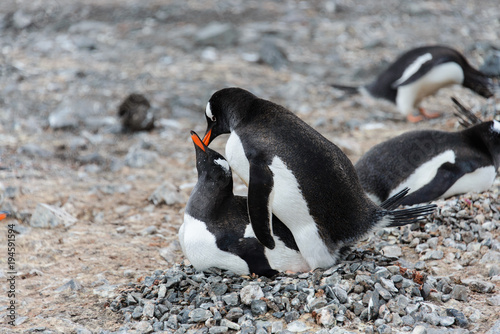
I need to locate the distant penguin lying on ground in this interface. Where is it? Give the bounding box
[332,45,494,122]
[355,98,500,205]
[180,131,310,277]
[201,87,436,269]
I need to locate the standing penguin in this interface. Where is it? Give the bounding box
[202,87,436,269]
[180,131,310,277]
[332,45,494,122]
[355,98,500,205]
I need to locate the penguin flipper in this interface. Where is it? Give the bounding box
[399,162,465,205]
[248,160,276,249]
[392,61,435,88]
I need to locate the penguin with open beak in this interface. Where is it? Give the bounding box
[332,45,494,122]
[202,87,436,269]
[180,131,310,277]
[355,98,500,205]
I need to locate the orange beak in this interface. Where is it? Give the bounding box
[190,131,206,152]
[0,212,8,220]
[202,128,212,146]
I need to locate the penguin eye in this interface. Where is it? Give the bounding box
[211,115,216,122]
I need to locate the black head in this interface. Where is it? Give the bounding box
[190,131,233,192]
[202,87,258,146]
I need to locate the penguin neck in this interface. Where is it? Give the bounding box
[187,177,235,220]
[462,122,499,167]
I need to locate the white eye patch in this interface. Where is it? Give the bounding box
[206,102,216,121]
[214,158,230,173]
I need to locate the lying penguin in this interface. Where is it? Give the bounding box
[202,87,436,270]
[332,45,494,122]
[180,131,310,277]
[355,98,500,205]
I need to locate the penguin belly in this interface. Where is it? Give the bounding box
[388,150,455,198]
[180,214,250,275]
[441,165,496,199]
[395,62,464,115]
[243,225,311,272]
[226,132,336,269]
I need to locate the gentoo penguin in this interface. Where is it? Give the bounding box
[201,87,436,269]
[332,45,494,122]
[355,98,500,205]
[180,131,310,277]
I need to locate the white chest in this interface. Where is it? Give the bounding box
[395,62,464,115]
[179,214,250,275]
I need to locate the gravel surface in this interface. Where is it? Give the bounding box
[0,0,499,333]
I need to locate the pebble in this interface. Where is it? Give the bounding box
[240,284,264,305]
[29,203,77,228]
[148,182,184,206]
[195,22,238,47]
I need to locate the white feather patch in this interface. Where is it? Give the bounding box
[441,166,496,199]
[395,62,464,115]
[206,102,214,120]
[492,120,500,134]
[214,158,230,173]
[389,150,456,198]
[180,214,250,275]
[393,53,433,87]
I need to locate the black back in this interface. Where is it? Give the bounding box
[365,45,493,101]
[205,88,384,251]
[355,121,499,204]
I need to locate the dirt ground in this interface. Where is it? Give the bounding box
[0,0,499,333]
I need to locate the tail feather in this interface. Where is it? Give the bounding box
[451,97,482,128]
[330,84,360,95]
[379,188,410,210]
[385,204,436,228]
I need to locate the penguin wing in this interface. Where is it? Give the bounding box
[399,159,484,205]
[391,61,435,88]
[247,159,276,249]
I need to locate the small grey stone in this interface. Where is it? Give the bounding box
[142,301,155,318]
[375,283,392,300]
[222,292,239,306]
[481,250,500,264]
[195,22,238,48]
[487,295,500,306]
[225,307,243,320]
[258,37,288,70]
[284,311,300,323]
[451,285,468,301]
[209,326,229,334]
[315,307,335,326]
[132,306,143,319]
[439,316,455,327]
[55,279,83,292]
[423,312,441,326]
[189,308,212,323]
[333,286,348,304]
[149,182,183,205]
[220,319,240,331]
[30,203,77,228]
[411,325,427,334]
[240,284,264,305]
[401,315,415,326]
[380,277,398,293]
[135,320,153,333]
[486,319,500,334]
[251,299,267,315]
[286,320,311,332]
[446,308,469,327]
[377,324,392,334]
[470,280,495,293]
[18,144,53,158]
[372,267,391,282]
[12,10,33,29]
[381,245,402,258]
[49,103,80,129]
[125,148,159,168]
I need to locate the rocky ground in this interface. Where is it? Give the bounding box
[0,0,499,333]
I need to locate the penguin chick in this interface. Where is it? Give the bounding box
[118,93,155,132]
[201,87,436,269]
[355,98,500,205]
[332,45,494,122]
[180,131,310,277]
